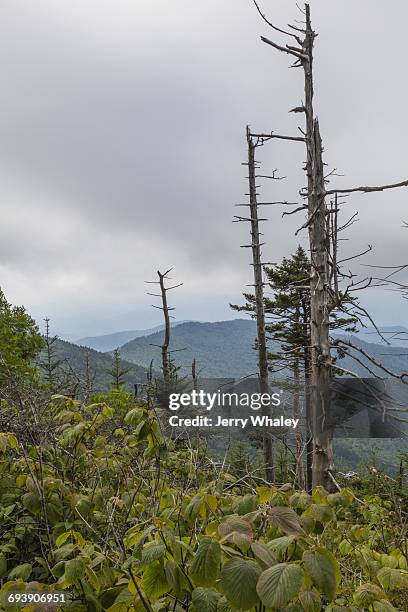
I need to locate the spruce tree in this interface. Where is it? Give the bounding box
[232,245,358,489]
[39,318,64,392]
[107,349,130,391]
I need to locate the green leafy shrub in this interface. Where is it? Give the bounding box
[0,390,407,610]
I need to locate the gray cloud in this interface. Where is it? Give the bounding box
[0,0,408,336]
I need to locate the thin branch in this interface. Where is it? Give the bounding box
[253,0,302,42]
[326,179,408,196]
[252,130,306,143]
[260,35,308,60]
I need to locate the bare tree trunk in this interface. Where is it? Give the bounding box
[302,6,334,491]
[157,270,171,382]
[247,126,274,483]
[309,120,334,490]
[293,355,305,489]
[303,346,313,492]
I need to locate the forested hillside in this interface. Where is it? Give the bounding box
[39,339,148,392]
[118,319,408,380]
[119,319,259,378]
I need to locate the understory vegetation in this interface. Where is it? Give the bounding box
[0,387,407,611]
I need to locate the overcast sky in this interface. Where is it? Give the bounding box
[0,0,407,339]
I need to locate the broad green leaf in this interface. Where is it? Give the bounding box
[7,434,18,449]
[338,539,353,555]
[165,560,181,595]
[142,561,170,601]
[354,583,386,606]
[54,543,75,562]
[219,516,253,541]
[268,506,305,536]
[304,503,334,523]
[257,486,273,504]
[190,538,221,587]
[216,596,233,612]
[298,588,321,611]
[64,558,85,585]
[311,486,329,503]
[123,525,141,549]
[8,563,32,581]
[84,593,103,611]
[267,535,296,560]
[377,567,408,591]
[185,495,205,521]
[379,554,399,569]
[205,494,217,513]
[51,561,66,579]
[256,562,304,609]
[373,600,398,612]
[251,541,277,568]
[22,491,41,514]
[55,531,72,548]
[303,547,340,601]
[190,587,220,612]
[140,541,165,565]
[290,491,311,512]
[85,566,101,593]
[220,557,261,610]
[124,407,144,425]
[235,494,257,516]
[102,404,114,417]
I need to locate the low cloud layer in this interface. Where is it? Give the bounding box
[0,0,407,337]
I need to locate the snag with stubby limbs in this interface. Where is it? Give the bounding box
[252,1,408,489]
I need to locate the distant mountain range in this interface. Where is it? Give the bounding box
[50,320,408,390]
[116,319,408,380]
[76,321,189,352]
[349,326,408,347]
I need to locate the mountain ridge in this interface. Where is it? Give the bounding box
[76,320,190,352]
[118,319,408,379]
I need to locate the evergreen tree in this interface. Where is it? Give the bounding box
[107,349,131,391]
[232,245,359,489]
[39,318,64,392]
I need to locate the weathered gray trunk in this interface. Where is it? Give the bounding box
[247,126,274,483]
[158,270,170,382]
[302,5,334,491]
[303,353,313,492]
[309,120,334,490]
[293,354,305,489]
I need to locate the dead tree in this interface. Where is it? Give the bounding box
[253,1,408,489]
[292,332,305,489]
[146,268,183,383]
[234,126,275,482]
